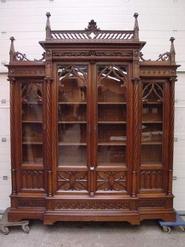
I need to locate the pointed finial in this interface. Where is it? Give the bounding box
[170,37,175,64]
[46,12,51,40]
[9,36,15,63]
[133,12,139,40]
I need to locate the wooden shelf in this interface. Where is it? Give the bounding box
[142,121,162,124]
[98,102,126,105]
[97,162,127,166]
[22,142,43,145]
[98,121,126,124]
[58,121,87,124]
[140,163,163,169]
[22,101,43,105]
[58,162,87,167]
[58,102,87,105]
[142,101,162,105]
[58,142,87,146]
[22,120,42,123]
[98,142,126,146]
[141,141,162,145]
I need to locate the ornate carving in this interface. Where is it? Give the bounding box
[14,52,30,61]
[58,65,87,85]
[140,170,163,190]
[57,171,88,191]
[51,30,134,40]
[85,20,100,32]
[9,67,45,77]
[139,199,166,207]
[140,68,176,77]
[156,52,170,61]
[21,170,44,190]
[97,64,127,89]
[96,171,127,191]
[34,52,46,62]
[54,200,129,210]
[142,82,163,101]
[52,50,133,58]
[18,198,45,207]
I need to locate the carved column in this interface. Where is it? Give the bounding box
[167,77,176,196]
[43,77,53,197]
[44,48,53,197]
[132,78,141,197]
[9,78,17,196]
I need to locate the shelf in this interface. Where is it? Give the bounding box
[141,142,162,145]
[58,142,87,146]
[98,121,126,124]
[98,142,126,146]
[98,162,127,166]
[142,121,162,124]
[98,102,126,105]
[22,101,43,105]
[22,120,42,124]
[142,101,162,105]
[140,163,163,169]
[58,102,87,105]
[58,162,87,167]
[58,121,87,124]
[22,142,43,145]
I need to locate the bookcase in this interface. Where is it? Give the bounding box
[6,13,178,225]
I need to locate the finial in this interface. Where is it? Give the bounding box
[85,20,100,32]
[170,37,175,64]
[46,12,51,40]
[133,12,139,40]
[9,36,15,63]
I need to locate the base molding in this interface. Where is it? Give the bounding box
[8,194,176,225]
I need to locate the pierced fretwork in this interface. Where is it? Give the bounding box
[142,82,163,102]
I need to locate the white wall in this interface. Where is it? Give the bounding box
[0,0,185,211]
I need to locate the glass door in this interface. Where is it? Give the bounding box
[21,82,43,164]
[140,81,164,192]
[56,64,89,192]
[95,64,128,193]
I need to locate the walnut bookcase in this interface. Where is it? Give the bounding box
[6,13,178,225]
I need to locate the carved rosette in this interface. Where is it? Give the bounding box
[57,171,88,191]
[96,171,127,191]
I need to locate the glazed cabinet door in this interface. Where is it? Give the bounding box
[54,63,132,196]
[139,80,169,194]
[55,64,90,194]
[18,80,45,193]
[94,64,131,195]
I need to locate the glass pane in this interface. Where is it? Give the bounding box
[58,146,87,166]
[141,145,162,164]
[21,82,43,164]
[141,82,163,164]
[142,123,162,144]
[97,146,126,166]
[97,65,127,166]
[98,105,126,122]
[57,65,88,166]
